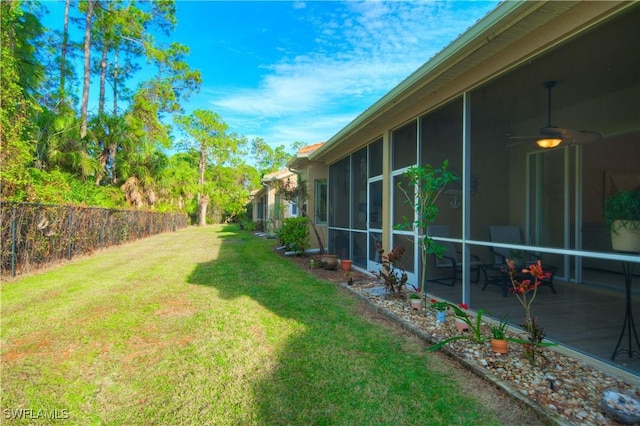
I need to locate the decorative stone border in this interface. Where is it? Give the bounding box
[340,280,639,425]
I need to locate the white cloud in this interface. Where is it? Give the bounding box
[292,1,306,10]
[206,1,498,148]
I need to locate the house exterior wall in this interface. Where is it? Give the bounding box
[304,1,640,373]
[251,171,298,235]
[305,161,328,250]
[315,1,639,271]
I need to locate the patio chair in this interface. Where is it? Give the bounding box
[489,225,540,265]
[487,225,557,294]
[427,225,481,286]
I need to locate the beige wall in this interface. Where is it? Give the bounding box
[303,161,328,250]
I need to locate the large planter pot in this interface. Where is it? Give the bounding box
[611,221,640,252]
[320,254,338,270]
[340,259,352,271]
[491,339,509,354]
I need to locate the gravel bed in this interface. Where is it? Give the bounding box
[344,280,640,426]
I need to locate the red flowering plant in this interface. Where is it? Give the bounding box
[372,244,408,297]
[429,299,449,312]
[504,259,556,365]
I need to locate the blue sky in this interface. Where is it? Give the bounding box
[41,1,499,152]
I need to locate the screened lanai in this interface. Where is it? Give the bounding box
[318,2,640,374]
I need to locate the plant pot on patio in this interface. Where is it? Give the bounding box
[605,189,640,252]
[340,259,352,271]
[610,221,640,252]
[410,298,422,311]
[455,318,470,333]
[490,339,508,354]
[320,254,338,270]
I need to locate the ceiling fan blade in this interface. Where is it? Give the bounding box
[574,130,602,144]
[541,127,602,144]
[507,135,538,140]
[506,81,601,148]
[507,139,538,148]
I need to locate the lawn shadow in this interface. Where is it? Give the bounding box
[185,225,498,424]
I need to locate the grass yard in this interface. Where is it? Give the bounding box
[1,224,534,425]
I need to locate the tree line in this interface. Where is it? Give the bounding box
[0,0,302,225]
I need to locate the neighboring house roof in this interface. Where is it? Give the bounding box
[289,142,325,169]
[261,168,295,183]
[297,142,325,157]
[310,1,632,160]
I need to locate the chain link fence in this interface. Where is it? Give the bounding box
[1,202,188,278]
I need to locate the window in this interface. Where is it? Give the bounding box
[351,147,367,230]
[315,179,327,225]
[290,202,298,217]
[392,121,417,170]
[273,194,281,217]
[329,158,350,227]
[369,138,383,177]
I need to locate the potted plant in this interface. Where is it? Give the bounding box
[427,302,488,352]
[489,315,510,354]
[430,299,449,323]
[345,271,354,286]
[449,303,486,343]
[340,259,353,271]
[604,188,640,252]
[319,254,338,270]
[453,303,471,333]
[409,291,422,310]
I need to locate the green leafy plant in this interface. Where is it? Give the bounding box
[345,271,354,285]
[278,216,310,255]
[240,219,257,232]
[429,299,449,312]
[427,302,488,351]
[489,315,510,340]
[396,160,458,296]
[604,188,640,233]
[409,292,421,300]
[275,176,326,254]
[450,303,486,343]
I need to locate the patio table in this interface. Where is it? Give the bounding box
[611,258,640,360]
[480,263,557,298]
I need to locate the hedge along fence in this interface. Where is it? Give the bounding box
[1,202,188,278]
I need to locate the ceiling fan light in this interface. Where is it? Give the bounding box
[536,138,562,148]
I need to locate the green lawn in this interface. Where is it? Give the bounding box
[2,224,508,425]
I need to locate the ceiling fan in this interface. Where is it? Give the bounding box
[507,81,601,149]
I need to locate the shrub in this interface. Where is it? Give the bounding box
[278,217,309,255]
[240,219,257,231]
